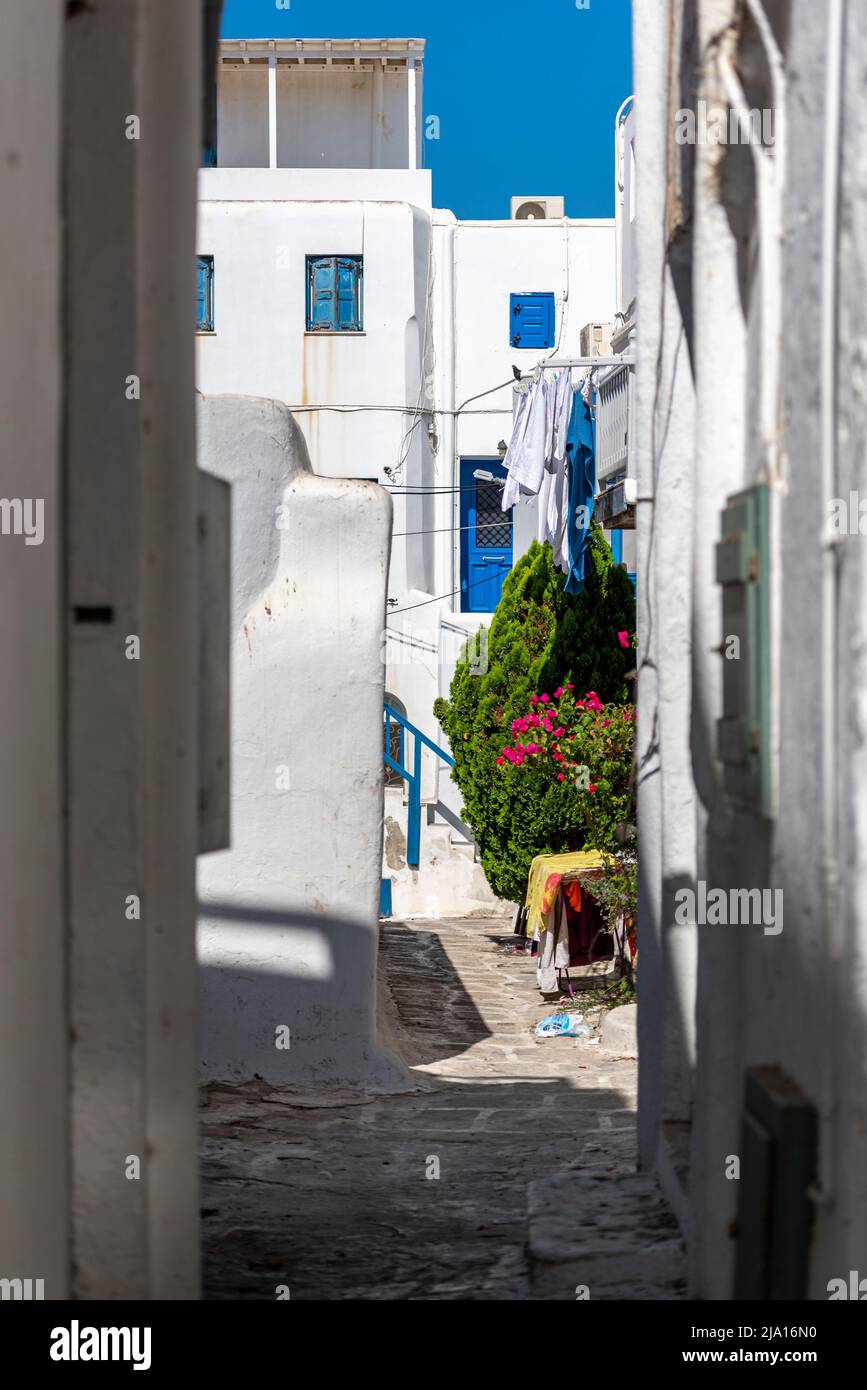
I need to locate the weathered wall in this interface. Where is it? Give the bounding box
[636,0,867,1299]
[63,0,203,1299]
[0,0,68,1299]
[197,394,408,1089]
[631,0,700,1233]
[1,0,207,1300]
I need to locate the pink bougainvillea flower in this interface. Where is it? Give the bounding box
[554,727,565,737]
[566,683,574,690]
[600,719,610,728]
[496,756,505,765]
[557,773,566,782]
[554,686,563,698]
[587,784,598,793]
[540,694,549,704]
[530,695,539,705]
[617,630,630,648]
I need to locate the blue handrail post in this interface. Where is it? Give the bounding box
[383,702,454,871]
[407,733,422,868]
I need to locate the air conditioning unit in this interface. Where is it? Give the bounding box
[510,195,565,221]
[580,321,614,357]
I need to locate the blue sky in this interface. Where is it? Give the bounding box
[220,0,633,220]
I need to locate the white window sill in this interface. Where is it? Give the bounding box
[196,330,217,337]
[304,330,366,338]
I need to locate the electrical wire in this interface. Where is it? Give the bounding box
[285,401,512,417]
[387,568,505,616]
[284,373,517,421]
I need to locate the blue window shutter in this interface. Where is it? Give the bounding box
[196,255,213,331]
[308,256,336,329]
[510,292,555,349]
[336,257,361,330]
[306,255,362,331]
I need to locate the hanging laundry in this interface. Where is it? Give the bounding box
[501,371,548,511]
[538,370,574,546]
[549,368,573,470]
[563,382,596,595]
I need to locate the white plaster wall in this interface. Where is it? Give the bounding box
[635,0,867,1300]
[829,0,867,1290]
[276,67,411,170]
[217,65,268,167]
[217,63,419,170]
[630,0,700,1231]
[452,220,616,461]
[197,394,407,1090]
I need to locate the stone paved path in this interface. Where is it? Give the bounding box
[201,917,639,1300]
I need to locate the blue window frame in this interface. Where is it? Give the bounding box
[510,292,555,349]
[460,459,513,613]
[196,254,214,332]
[306,255,363,332]
[201,144,217,168]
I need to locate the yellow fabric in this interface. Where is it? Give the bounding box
[525,850,606,941]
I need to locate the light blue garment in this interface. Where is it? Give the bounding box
[563,384,596,596]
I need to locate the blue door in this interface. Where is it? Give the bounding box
[460,459,513,613]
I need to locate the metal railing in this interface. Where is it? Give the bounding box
[595,361,634,488]
[384,703,455,868]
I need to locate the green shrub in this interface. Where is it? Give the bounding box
[434,530,636,902]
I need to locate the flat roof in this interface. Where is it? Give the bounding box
[219,38,425,67]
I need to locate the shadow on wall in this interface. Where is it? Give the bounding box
[198,900,411,1091]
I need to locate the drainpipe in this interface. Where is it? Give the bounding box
[435,218,457,608]
[614,94,635,316]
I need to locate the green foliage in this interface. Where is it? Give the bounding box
[434,531,636,902]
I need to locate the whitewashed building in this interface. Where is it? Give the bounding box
[196,37,617,911]
[631,0,867,1301]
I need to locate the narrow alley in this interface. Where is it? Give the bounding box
[201,918,678,1300]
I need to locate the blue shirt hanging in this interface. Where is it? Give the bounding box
[563,385,596,595]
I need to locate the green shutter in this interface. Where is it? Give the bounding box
[715,484,772,815]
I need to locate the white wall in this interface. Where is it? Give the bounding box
[217,61,422,170]
[631,0,698,1236]
[634,0,867,1299]
[197,394,408,1090]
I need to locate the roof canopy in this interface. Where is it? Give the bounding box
[219,38,425,68]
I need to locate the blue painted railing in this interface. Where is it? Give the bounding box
[384,703,455,868]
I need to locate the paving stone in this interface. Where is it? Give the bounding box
[201,915,645,1300]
